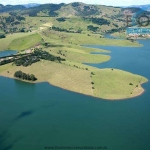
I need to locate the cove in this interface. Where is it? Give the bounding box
[85,39,150,78]
[0,39,150,150]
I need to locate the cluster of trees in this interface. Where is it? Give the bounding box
[0,58,14,66]
[43,42,50,47]
[33,48,65,62]
[52,26,68,32]
[79,7,98,16]
[51,26,82,33]
[107,27,126,33]
[0,48,66,67]
[81,6,98,16]
[14,55,40,66]
[0,13,26,33]
[0,33,6,38]
[57,50,66,57]
[56,17,66,22]
[90,17,110,25]
[49,11,58,17]
[87,25,99,32]
[83,17,110,26]
[107,28,119,33]
[113,23,119,28]
[72,2,80,7]
[14,71,37,81]
[14,49,66,66]
[4,15,25,24]
[73,4,99,16]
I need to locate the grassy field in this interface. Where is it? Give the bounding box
[41,30,141,47]
[8,33,42,51]
[0,60,147,100]
[0,32,35,51]
[111,32,127,38]
[92,69,147,99]
[0,61,94,96]
[43,45,111,64]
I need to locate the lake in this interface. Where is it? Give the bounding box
[0,39,150,150]
[0,50,17,58]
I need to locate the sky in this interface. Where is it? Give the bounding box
[0,0,150,6]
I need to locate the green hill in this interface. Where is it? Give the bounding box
[0,4,26,13]
[0,3,149,37]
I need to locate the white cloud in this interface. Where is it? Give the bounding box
[0,0,150,6]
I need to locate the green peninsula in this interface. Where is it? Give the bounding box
[0,3,148,100]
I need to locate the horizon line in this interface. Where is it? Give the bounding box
[0,2,150,7]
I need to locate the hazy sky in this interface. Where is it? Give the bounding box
[0,0,150,6]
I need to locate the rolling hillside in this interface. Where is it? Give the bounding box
[0,2,150,36]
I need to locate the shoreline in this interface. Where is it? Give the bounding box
[0,37,148,101]
[0,74,147,101]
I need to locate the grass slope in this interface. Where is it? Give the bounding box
[41,30,141,47]
[44,45,110,64]
[0,32,35,51]
[0,60,147,100]
[8,33,42,51]
[0,61,93,96]
[92,69,147,99]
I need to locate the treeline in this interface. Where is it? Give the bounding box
[0,33,6,38]
[0,48,66,67]
[14,71,37,81]
[14,55,40,67]
[51,26,82,33]
[34,48,65,62]
[15,48,65,66]
[56,17,66,22]
[83,17,110,26]
[91,17,110,25]
[107,26,126,33]
[87,25,99,32]
[0,58,14,65]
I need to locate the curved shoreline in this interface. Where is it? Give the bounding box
[0,37,148,101]
[0,67,148,101]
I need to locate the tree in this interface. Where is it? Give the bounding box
[30,74,37,81]
[14,70,23,78]
[14,71,37,81]
[0,33,6,38]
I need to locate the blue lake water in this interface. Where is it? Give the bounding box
[0,50,17,58]
[85,39,150,78]
[0,39,150,150]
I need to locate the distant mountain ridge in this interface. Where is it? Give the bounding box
[0,2,149,20]
[125,4,150,11]
[1,2,150,35]
[0,4,25,13]
[22,3,40,8]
